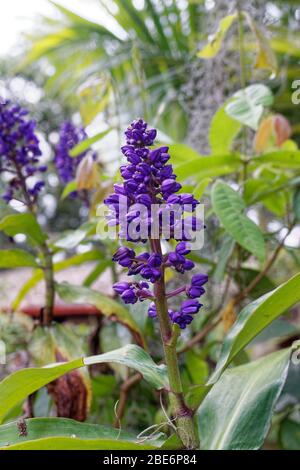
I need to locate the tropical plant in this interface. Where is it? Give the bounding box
[0,0,299,452]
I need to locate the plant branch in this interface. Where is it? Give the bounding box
[236,223,295,303]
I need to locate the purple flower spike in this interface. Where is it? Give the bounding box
[105,118,207,328]
[54,121,96,199]
[0,100,46,204]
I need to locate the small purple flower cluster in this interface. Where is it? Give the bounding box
[113,280,152,304]
[106,119,207,329]
[55,121,95,185]
[0,101,46,204]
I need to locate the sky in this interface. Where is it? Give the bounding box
[0,0,112,56]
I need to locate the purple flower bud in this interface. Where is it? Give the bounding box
[148,253,162,268]
[176,241,191,256]
[181,299,202,315]
[121,288,137,304]
[161,179,182,196]
[148,303,157,318]
[191,273,208,287]
[112,247,135,267]
[113,282,132,294]
[187,286,205,299]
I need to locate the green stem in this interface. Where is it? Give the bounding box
[15,162,55,325]
[152,240,199,449]
[40,241,55,326]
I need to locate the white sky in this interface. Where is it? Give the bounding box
[0,0,112,56]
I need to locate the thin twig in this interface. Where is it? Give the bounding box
[235,223,295,303]
[113,372,142,427]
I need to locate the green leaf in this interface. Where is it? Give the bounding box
[0,249,38,268]
[56,282,145,346]
[53,221,96,250]
[61,180,77,199]
[0,345,168,423]
[251,151,300,169]
[192,177,212,200]
[225,84,274,130]
[209,104,241,154]
[0,417,149,450]
[198,348,292,449]
[0,213,47,245]
[280,419,300,450]
[211,181,265,262]
[244,12,277,74]
[209,272,300,383]
[213,235,235,282]
[83,260,112,287]
[293,187,300,221]
[12,250,107,310]
[197,13,238,59]
[69,128,112,157]
[186,350,209,385]
[79,77,112,126]
[84,345,168,389]
[175,154,241,181]
[167,143,203,163]
[2,436,155,450]
[186,385,211,411]
[0,359,83,424]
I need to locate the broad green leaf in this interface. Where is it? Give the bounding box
[53,221,96,249]
[0,359,83,424]
[175,154,241,181]
[209,104,241,154]
[92,375,116,398]
[56,282,145,346]
[0,345,168,423]
[209,272,300,383]
[280,419,300,450]
[211,181,265,262]
[2,436,155,450]
[234,267,275,299]
[79,76,112,126]
[29,324,92,413]
[0,249,38,268]
[0,213,47,245]
[198,348,292,449]
[186,350,209,385]
[84,345,168,389]
[186,385,211,411]
[83,260,112,287]
[61,180,77,199]
[167,143,203,163]
[12,250,107,309]
[192,177,212,200]
[0,417,133,447]
[213,235,235,282]
[251,150,300,169]
[225,84,274,130]
[70,128,112,157]
[197,13,237,59]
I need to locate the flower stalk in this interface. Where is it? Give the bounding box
[105,119,207,448]
[152,240,199,449]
